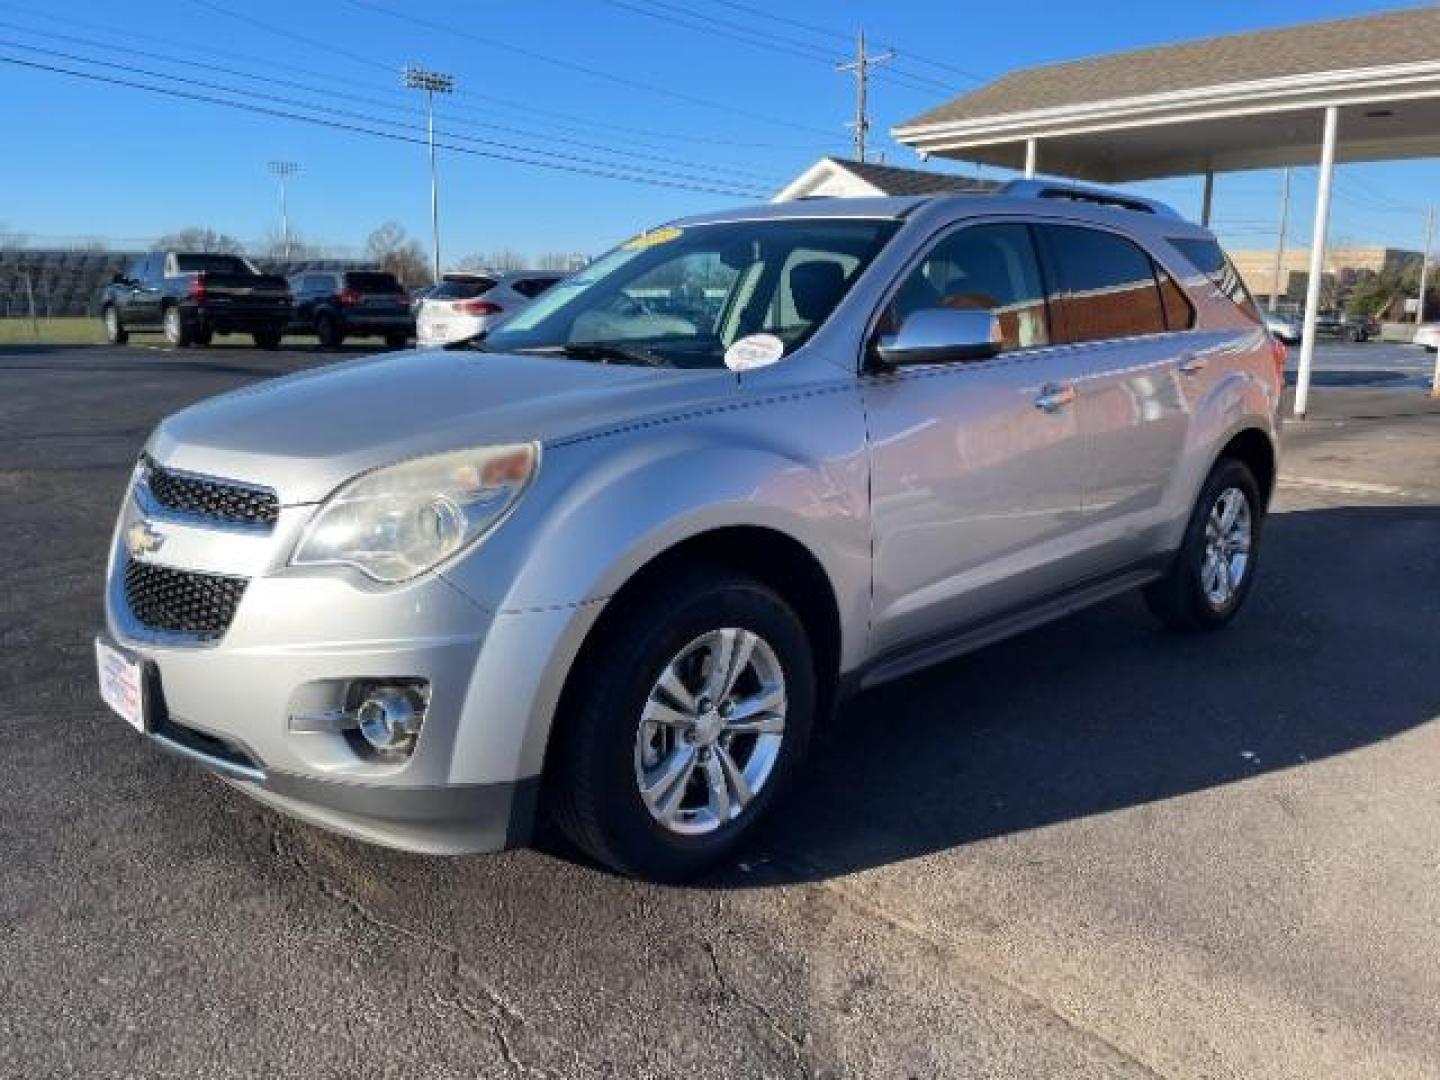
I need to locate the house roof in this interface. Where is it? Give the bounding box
[891,6,1440,182]
[900,6,1440,130]
[774,156,993,201]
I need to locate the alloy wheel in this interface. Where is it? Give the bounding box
[1200,486,1252,608]
[633,627,787,836]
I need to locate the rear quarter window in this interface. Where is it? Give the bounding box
[1168,237,1261,323]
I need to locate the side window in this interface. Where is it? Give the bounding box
[885,223,1050,352]
[1154,262,1195,331]
[1169,237,1261,323]
[143,254,163,284]
[1038,225,1168,343]
[126,257,146,282]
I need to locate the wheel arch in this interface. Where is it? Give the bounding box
[1217,426,1277,508]
[538,524,845,784]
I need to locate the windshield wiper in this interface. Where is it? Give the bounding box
[517,341,672,368]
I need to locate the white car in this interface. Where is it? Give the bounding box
[1264,313,1301,345]
[1413,323,1440,352]
[416,270,563,346]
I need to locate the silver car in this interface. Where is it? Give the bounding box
[416,270,563,347]
[96,181,1282,879]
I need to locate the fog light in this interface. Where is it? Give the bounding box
[356,686,426,756]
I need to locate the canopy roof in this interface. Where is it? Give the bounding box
[893,6,1440,181]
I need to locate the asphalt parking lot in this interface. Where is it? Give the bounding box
[2,339,1437,1079]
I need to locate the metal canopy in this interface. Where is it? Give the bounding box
[890,5,1440,415]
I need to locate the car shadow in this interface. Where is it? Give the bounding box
[691,503,1440,887]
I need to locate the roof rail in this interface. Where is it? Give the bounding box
[999,179,1183,219]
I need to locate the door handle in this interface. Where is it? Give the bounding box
[1178,354,1208,375]
[1033,382,1076,412]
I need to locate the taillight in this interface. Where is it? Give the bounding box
[338,287,361,306]
[187,276,206,301]
[1269,336,1288,385]
[457,299,502,317]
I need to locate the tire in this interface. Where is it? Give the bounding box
[162,304,191,348]
[1144,458,1264,632]
[252,327,283,350]
[103,305,128,345]
[316,312,344,350]
[193,327,213,347]
[385,332,410,350]
[547,567,816,880]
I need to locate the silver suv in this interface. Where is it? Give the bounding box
[97,182,1282,879]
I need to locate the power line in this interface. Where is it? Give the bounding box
[0,22,788,187]
[337,0,840,139]
[0,53,769,199]
[0,0,824,154]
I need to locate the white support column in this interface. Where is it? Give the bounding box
[1023,138,1037,179]
[1200,168,1214,227]
[1294,106,1339,419]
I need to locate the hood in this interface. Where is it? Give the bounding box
[149,350,738,503]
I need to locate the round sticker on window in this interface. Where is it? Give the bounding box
[724,333,786,372]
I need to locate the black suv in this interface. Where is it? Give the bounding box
[101,252,291,349]
[287,270,414,349]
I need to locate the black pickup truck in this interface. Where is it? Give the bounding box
[101,252,292,349]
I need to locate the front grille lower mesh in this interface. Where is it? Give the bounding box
[122,560,249,640]
[142,456,279,527]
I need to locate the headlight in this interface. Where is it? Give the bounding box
[291,443,537,583]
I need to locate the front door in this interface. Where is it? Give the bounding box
[861,221,1089,655]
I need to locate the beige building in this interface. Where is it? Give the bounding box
[1230,246,1421,304]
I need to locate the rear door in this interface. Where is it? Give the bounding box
[129,254,165,327]
[861,220,1090,654]
[1033,222,1197,566]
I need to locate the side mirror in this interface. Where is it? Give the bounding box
[873,307,1001,368]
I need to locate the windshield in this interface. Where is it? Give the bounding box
[483,218,899,369]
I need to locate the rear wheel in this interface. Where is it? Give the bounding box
[103,305,128,345]
[385,332,409,350]
[316,312,344,349]
[193,327,213,347]
[162,304,191,348]
[547,568,815,880]
[253,327,283,350]
[1144,458,1263,632]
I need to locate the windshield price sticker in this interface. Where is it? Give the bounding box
[622,226,683,251]
[724,333,786,372]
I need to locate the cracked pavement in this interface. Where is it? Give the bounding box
[2,343,1437,1078]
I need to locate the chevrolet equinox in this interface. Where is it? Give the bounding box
[98,181,1282,879]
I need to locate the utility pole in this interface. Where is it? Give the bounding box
[403,64,455,282]
[1269,167,1292,312]
[1415,204,1433,326]
[267,160,299,260]
[836,30,894,164]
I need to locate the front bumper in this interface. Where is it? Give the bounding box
[100,483,591,854]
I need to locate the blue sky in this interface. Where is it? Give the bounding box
[0,0,1433,262]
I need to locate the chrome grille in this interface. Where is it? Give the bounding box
[122,560,249,640]
[141,455,279,528]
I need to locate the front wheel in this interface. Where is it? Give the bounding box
[103,305,128,345]
[316,313,344,349]
[385,332,410,350]
[547,568,816,880]
[1145,458,1264,632]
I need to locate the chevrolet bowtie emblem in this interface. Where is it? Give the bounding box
[125,520,167,559]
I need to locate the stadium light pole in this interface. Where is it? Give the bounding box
[403,65,454,282]
[267,160,300,259]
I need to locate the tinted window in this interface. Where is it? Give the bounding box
[432,279,495,300]
[886,223,1049,352]
[126,257,146,280]
[511,276,561,299]
[1039,225,1166,343]
[174,254,252,275]
[345,271,403,293]
[1155,263,1195,331]
[1169,237,1261,322]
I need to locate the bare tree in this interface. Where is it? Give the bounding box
[260,227,318,262]
[153,226,246,253]
[365,222,431,287]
